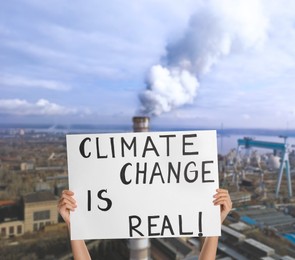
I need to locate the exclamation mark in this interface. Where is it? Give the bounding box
[198,212,203,237]
[88,190,91,211]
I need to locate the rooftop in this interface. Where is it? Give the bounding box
[23,191,57,203]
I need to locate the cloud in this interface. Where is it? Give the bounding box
[0,99,77,116]
[0,74,71,91]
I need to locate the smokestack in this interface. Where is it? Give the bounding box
[129,238,150,260]
[128,116,150,260]
[132,116,150,132]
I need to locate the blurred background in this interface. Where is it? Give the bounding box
[1,0,295,259]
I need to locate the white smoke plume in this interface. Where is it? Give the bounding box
[139,0,269,116]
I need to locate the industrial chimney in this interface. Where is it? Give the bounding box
[132,116,150,132]
[129,116,150,260]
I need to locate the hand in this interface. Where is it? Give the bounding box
[58,190,77,226]
[213,189,232,223]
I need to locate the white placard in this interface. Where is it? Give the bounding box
[66,130,220,240]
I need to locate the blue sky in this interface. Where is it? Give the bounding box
[1,0,295,129]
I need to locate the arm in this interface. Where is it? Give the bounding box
[58,190,91,260]
[198,189,232,260]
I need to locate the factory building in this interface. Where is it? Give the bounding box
[0,191,58,238]
[221,225,246,244]
[237,207,295,234]
[23,191,58,232]
[239,238,275,258]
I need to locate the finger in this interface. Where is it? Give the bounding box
[58,199,75,211]
[62,190,74,196]
[59,204,75,215]
[213,194,231,204]
[213,189,231,201]
[59,192,76,205]
[216,201,232,212]
[58,198,77,211]
[213,195,231,205]
[216,188,228,193]
[213,194,232,207]
[213,189,229,197]
[58,198,77,209]
[214,199,232,212]
[213,192,231,201]
[59,196,76,207]
[61,190,75,199]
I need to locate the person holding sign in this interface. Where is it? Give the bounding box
[58,188,232,260]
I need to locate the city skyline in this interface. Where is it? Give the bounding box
[1,0,295,129]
